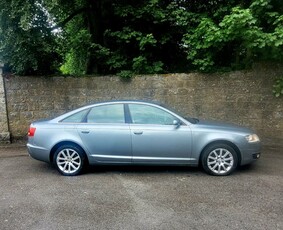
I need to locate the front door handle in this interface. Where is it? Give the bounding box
[81,130,90,134]
[133,131,143,135]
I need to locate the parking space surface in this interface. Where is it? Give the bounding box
[0,146,282,230]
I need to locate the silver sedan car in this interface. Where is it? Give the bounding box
[27,101,261,176]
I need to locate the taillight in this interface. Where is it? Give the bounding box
[28,127,36,137]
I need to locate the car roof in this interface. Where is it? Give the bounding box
[87,100,164,106]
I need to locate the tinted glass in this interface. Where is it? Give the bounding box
[129,104,176,125]
[87,104,125,123]
[61,109,89,123]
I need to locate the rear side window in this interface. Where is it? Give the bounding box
[86,104,125,123]
[61,109,89,123]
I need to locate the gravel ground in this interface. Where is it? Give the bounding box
[0,145,282,230]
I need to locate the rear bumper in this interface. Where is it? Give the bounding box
[27,143,50,163]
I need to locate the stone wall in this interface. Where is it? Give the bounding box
[2,63,283,144]
[0,63,10,143]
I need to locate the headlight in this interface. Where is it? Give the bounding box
[246,134,260,143]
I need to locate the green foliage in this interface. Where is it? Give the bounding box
[273,76,283,97]
[183,1,283,72]
[60,26,92,75]
[132,56,163,74]
[101,1,172,77]
[0,0,60,75]
[0,0,282,91]
[117,70,133,79]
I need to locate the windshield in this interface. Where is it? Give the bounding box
[158,102,199,124]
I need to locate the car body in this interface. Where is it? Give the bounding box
[27,101,261,176]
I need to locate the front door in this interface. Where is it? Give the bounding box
[127,103,192,164]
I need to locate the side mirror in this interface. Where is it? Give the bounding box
[173,119,181,128]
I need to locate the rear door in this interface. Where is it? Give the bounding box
[76,103,132,163]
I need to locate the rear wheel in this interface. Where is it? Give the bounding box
[201,143,238,176]
[54,145,85,176]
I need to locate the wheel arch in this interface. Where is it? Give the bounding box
[50,141,89,164]
[198,140,242,167]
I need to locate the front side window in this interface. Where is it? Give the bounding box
[128,104,176,125]
[87,104,125,123]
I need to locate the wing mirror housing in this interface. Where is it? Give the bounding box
[173,119,181,128]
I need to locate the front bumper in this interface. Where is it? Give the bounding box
[252,153,261,160]
[240,142,261,166]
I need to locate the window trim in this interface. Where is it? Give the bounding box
[124,104,132,124]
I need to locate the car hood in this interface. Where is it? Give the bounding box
[193,119,252,133]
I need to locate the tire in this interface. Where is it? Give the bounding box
[54,145,85,176]
[201,143,238,176]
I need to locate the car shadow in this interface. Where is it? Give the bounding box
[34,161,257,177]
[86,164,258,176]
[85,164,203,175]
[235,163,258,174]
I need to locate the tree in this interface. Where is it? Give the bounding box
[57,0,190,76]
[0,0,60,75]
[0,0,282,79]
[182,0,283,71]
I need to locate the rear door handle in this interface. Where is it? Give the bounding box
[81,130,90,134]
[133,131,143,135]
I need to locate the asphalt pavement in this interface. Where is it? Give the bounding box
[0,144,282,230]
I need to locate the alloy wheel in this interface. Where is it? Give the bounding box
[207,148,234,175]
[56,148,82,174]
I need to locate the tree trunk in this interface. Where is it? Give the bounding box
[86,0,104,74]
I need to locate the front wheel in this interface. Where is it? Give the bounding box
[201,144,238,176]
[54,145,85,176]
